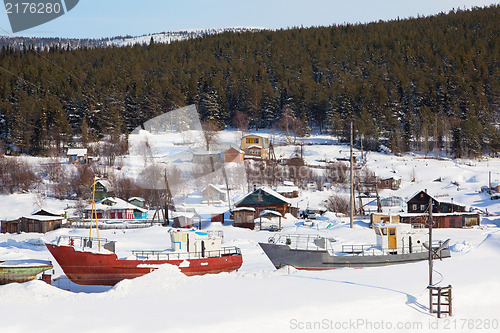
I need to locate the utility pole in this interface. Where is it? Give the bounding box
[350,121,354,229]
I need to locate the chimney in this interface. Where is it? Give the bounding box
[253,184,257,192]
[424,189,427,193]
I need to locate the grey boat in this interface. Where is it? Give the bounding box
[259,223,451,270]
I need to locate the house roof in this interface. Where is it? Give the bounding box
[407,190,465,207]
[128,197,145,202]
[32,208,64,216]
[234,187,291,207]
[247,145,263,149]
[259,210,282,217]
[67,148,87,156]
[85,197,147,212]
[242,133,268,139]
[232,207,256,212]
[224,147,244,154]
[22,215,65,222]
[275,184,299,193]
[95,179,112,190]
[201,184,226,194]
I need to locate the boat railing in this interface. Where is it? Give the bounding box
[57,235,115,252]
[131,246,241,260]
[268,234,336,251]
[340,240,449,256]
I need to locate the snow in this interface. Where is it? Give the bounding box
[1,129,500,332]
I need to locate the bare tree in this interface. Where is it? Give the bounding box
[232,110,249,138]
[201,120,221,152]
[325,194,350,215]
[276,107,305,144]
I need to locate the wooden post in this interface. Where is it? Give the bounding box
[350,121,354,229]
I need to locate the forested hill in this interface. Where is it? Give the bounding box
[0,5,498,157]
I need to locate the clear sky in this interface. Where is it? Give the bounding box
[0,0,498,39]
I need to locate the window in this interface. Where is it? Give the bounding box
[246,138,259,144]
[381,228,387,235]
[412,204,417,211]
[421,205,426,211]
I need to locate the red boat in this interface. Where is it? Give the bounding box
[46,230,243,286]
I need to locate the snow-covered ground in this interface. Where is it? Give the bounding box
[1,129,500,333]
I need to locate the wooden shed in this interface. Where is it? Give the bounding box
[224,147,244,163]
[67,148,88,164]
[20,215,64,233]
[232,207,256,229]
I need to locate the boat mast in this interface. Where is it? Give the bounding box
[89,178,101,249]
[350,120,354,229]
[428,197,433,312]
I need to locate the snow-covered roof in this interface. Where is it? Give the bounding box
[234,186,291,206]
[201,184,226,194]
[276,185,299,193]
[22,215,65,221]
[32,208,64,216]
[128,197,145,202]
[225,147,244,154]
[232,207,255,212]
[242,133,268,139]
[85,197,147,212]
[172,211,196,219]
[259,210,282,217]
[247,145,262,149]
[95,179,112,190]
[400,212,478,217]
[67,148,87,156]
[408,190,465,207]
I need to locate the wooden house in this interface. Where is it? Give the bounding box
[128,197,146,208]
[240,134,269,159]
[1,219,20,233]
[224,147,244,163]
[400,212,480,228]
[407,190,465,214]
[84,197,147,220]
[378,177,401,190]
[19,215,65,233]
[67,148,88,164]
[2,208,66,234]
[93,180,113,202]
[201,184,227,204]
[234,187,290,222]
[275,181,299,198]
[172,210,202,228]
[232,207,256,229]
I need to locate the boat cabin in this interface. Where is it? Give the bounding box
[169,229,223,257]
[372,223,426,254]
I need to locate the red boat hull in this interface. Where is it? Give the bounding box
[46,244,243,286]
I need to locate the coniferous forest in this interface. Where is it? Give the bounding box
[0,5,498,158]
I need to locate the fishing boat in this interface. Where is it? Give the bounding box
[0,259,53,284]
[46,229,243,286]
[259,222,451,269]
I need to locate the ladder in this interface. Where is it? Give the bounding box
[428,285,452,318]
